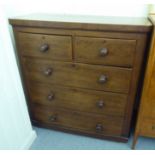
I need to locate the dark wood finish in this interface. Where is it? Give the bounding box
[122,33,149,137]
[16,32,72,61]
[74,36,136,67]
[9,14,152,142]
[24,58,132,93]
[31,104,123,136]
[13,26,150,39]
[29,83,127,116]
[132,14,155,149]
[32,121,128,142]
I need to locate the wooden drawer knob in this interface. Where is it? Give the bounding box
[96,124,103,132]
[44,68,53,76]
[40,44,49,52]
[100,48,108,56]
[99,75,107,83]
[49,115,57,122]
[97,100,104,108]
[47,93,54,101]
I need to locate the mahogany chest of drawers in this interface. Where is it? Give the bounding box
[9,14,152,142]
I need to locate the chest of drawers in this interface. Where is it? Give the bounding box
[9,14,152,142]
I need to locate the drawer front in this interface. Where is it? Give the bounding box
[31,105,123,136]
[29,83,127,117]
[74,37,136,67]
[17,32,72,61]
[24,58,132,93]
[140,119,155,137]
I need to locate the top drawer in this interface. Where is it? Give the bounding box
[74,37,136,67]
[16,32,72,61]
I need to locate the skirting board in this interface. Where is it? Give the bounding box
[19,130,37,150]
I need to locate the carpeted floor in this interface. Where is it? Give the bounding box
[30,126,155,150]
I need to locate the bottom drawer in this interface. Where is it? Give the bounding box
[31,105,123,136]
[140,119,155,138]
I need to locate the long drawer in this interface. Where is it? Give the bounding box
[74,36,136,67]
[17,32,72,61]
[24,58,132,93]
[29,83,127,116]
[31,105,123,136]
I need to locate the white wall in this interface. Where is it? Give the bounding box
[1,1,152,17]
[0,0,154,150]
[0,7,36,150]
[149,4,155,13]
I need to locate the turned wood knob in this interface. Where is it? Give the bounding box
[99,75,107,83]
[97,100,104,108]
[44,68,52,76]
[100,48,108,56]
[96,124,103,132]
[40,44,49,52]
[49,115,57,122]
[47,93,54,101]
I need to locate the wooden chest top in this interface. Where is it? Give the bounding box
[9,13,152,33]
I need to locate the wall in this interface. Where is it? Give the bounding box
[1,1,152,17]
[149,4,155,13]
[0,0,154,150]
[0,7,36,150]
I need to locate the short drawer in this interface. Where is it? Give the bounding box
[24,58,132,93]
[29,83,127,117]
[31,105,123,136]
[17,32,72,61]
[74,37,136,67]
[140,119,155,138]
